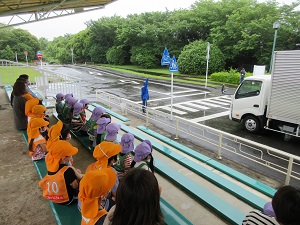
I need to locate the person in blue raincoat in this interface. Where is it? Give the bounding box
[141,77,149,113]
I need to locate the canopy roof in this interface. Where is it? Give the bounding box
[0,0,116,27]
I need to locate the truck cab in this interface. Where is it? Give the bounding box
[230,75,271,133]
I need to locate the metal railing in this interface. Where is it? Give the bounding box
[96,89,300,186]
[0,60,82,99]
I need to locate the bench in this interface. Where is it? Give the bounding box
[51,114,193,225]
[137,126,276,198]
[20,130,81,225]
[92,103,130,125]
[118,123,274,224]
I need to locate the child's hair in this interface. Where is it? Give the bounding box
[100,113,111,121]
[110,169,163,225]
[130,154,154,173]
[108,154,118,165]
[272,185,300,225]
[60,123,70,140]
[28,139,34,152]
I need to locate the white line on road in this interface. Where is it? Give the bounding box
[182,102,210,110]
[203,99,230,105]
[190,111,230,122]
[160,106,187,115]
[173,104,199,112]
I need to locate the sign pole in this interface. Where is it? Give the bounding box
[25,54,28,65]
[171,72,173,119]
[205,42,210,88]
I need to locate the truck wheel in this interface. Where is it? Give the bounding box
[243,116,260,133]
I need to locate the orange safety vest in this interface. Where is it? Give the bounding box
[81,209,107,225]
[39,166,70,203]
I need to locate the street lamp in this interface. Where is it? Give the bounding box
[269,21,280,73]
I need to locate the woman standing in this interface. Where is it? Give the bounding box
[12,80,28,130]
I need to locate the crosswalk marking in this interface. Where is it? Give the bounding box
[182,102,209,110]
[203,99,230,106]
[160,106,187,115]
[173,104,199,112]
[216,97,232,103]
[193,100,220,108]
[190,111,230,123]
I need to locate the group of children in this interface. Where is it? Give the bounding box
[27,92,163,225]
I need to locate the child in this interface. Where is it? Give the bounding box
[79,99,89,119]
[114,133,135,179]
[104,122,119,144]
[55,93,65,116]
[95,115,111,146]
[40,140,83,205]
[86,137,121,173]
[71,102,86,133]
[130,140,154,172]
[85,107,106,144]
[25,97,39,121]
[78,168,116,225]
[27,118,49,161]
[62,97,77,123]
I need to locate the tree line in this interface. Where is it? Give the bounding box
[1,0,300,75]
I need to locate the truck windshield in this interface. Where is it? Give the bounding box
[236,80,262,99]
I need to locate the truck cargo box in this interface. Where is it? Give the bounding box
[267,50,300,125]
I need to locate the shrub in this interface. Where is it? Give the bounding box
[106,46,127,65]
[178,40,225,75]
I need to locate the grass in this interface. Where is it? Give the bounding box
[0,66,42,85]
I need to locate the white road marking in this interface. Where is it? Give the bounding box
[173,104,199,112]
[160,106,187,115]
[203,99,230,106]
[215,97,232,103]
[190,111,230,122]
[193,100,219,107]
[94,77,104,80]
[182,102,210,110]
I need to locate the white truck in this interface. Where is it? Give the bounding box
[229,50,300,139]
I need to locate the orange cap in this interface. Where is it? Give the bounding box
[92,142,121,169]
[23,93,33,100]
[45,140,78,173]
[79,168,116,219]
[31,105,46,118]
[25,98,39,116]
[47,120,63,151]
[27,118,49,140]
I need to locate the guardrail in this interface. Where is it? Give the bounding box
[0,60,82,99]
[95,89,300,186]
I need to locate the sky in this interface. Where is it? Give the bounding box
[1,0,197,40]
[0,0,298,41]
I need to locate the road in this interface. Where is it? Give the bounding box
[44,65,300,156]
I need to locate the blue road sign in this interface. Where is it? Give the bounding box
[169,56,178,72]
[161,47,170,66]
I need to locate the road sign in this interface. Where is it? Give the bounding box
[169,56,178,72]
[24,51,28,55]
[37,51,42,60]
[161,47,170,66]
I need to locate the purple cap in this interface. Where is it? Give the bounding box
[80,99,89,105]
[91,107,106,121]
[73,102,83,115]
[56,93,64,102]
[64,93,73,100]
[263,202,275,217]
[105,123,121,142]
[66,97,77,107]
[134,141,152,162]
[96,117,111,134]
[120,133,134,154]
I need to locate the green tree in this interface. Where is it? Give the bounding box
[178,40,225,75]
